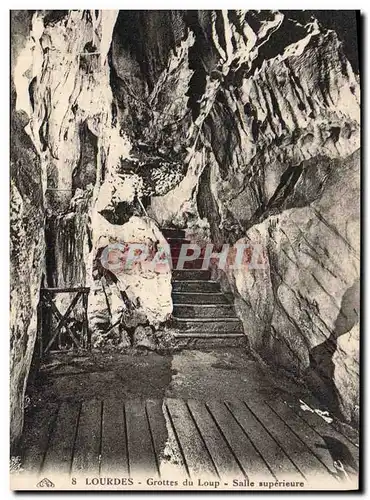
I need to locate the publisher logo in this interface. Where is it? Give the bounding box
[36,477,55,488]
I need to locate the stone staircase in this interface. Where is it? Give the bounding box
[163,228,247,348]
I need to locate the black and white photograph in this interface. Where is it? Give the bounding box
[9,9,360,491]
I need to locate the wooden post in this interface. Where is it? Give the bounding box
[83,291,90,350]
[37,293,43,360]
[40,287,90,352]
[58,326,62,351]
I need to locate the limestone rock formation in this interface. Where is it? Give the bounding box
[222,150,359,423]
[133,325,158,351]
[91,214,172,328]
[10,9,360,450]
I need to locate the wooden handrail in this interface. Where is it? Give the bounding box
[39,287,91,355]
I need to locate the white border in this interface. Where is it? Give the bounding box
[2,3,368,499]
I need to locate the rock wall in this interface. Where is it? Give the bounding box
[203,19,360,425]
[221,150,359,424]
[10,11,45,449]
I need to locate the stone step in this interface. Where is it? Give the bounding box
[172,317,244,333]
[172,280,220,293]
[166,238,190,247]
[162,228,186,239]
[171,258,207,270]
[172,292,230,304]
[173,303,236,318]
[170,247,204,259]
[174,333,247,349]
[172,269,211,281]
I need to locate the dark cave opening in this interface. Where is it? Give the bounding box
[72,121,98,193]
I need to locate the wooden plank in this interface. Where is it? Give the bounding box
[187,399,243,480]
[165,398,218,479]
[42,402,80,476]
[145,400,168,465]
[42,287,90,293]
[71,400,101,475]
[146,399,187,478]
[267,399,336,476]
[245,399,332,482]
[125,399,158,478]
[226,400,304,481]
[287,400,359,472]
[101,399,128,476]
[82,291,90,349]
[21,404,59,475]
[206,400,275,481]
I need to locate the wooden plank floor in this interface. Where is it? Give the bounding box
[21,397,358,486]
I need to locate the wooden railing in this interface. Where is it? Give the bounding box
[38,287,90,357]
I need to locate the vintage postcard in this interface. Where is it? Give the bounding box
[10,9,360,491]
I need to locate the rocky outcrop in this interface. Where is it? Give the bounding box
[90,214,172,330]
[220,149,360,424]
